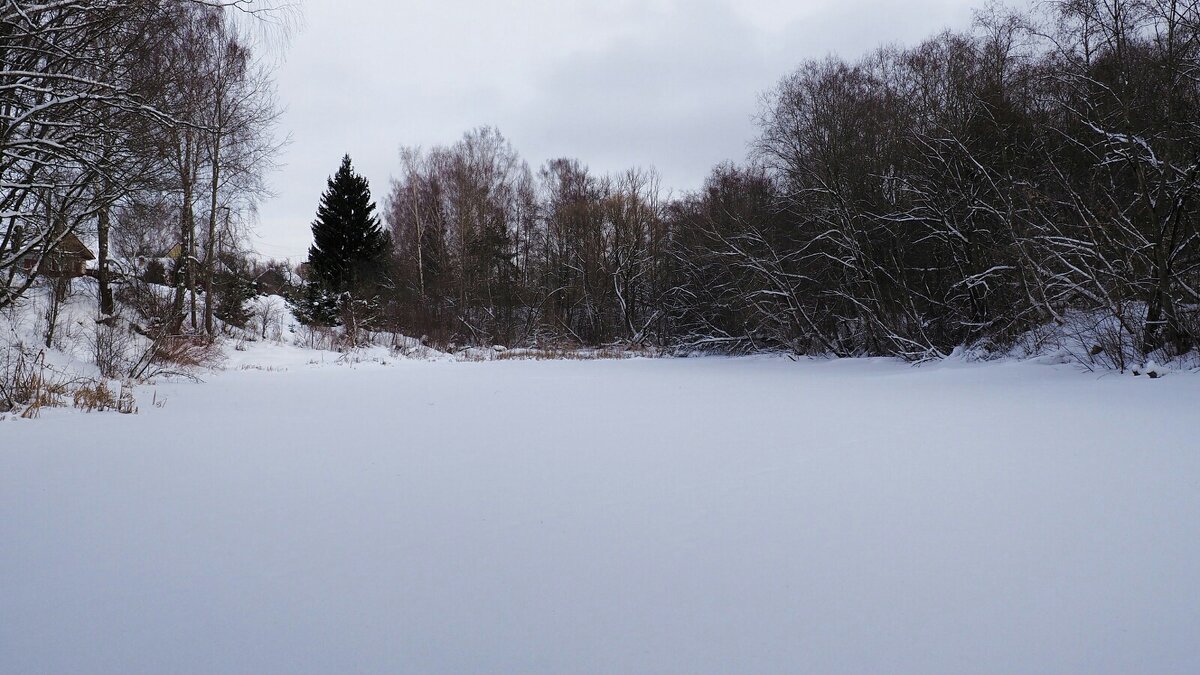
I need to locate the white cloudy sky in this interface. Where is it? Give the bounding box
[252,0,984,261]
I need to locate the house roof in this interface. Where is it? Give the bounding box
[54,232,96,260]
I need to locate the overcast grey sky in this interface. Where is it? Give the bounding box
[253,0,982,261]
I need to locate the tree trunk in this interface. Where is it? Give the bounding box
[204,132,221,335]
[171,137,195,334]
[97,197,114,317]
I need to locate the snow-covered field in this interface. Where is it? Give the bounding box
[2,356,1198,674]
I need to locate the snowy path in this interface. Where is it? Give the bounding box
[2,358,1198,674]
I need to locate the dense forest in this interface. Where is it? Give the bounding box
[4,0,1199,370]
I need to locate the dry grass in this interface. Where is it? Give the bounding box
[20,378,68,419]
[72,380,116,412]
[492,346,651,361]
[239,364,286,372]
[1,349,69,418]
[2,346,140,417]
[71,380,135,414]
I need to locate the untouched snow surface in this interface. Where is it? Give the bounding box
[2,357,1199,674]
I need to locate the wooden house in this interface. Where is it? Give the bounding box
[18,232,96,278]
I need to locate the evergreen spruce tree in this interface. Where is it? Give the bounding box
[300,155,390,325]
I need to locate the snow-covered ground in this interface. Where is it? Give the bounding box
[2,356,1198,674]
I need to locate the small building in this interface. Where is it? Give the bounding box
[19,232,96,278]
[254,268,290,295]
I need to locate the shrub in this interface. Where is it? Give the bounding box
[91,320,137,379]
[152,335,222,370]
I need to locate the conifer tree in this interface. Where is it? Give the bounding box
[300,155,391,325]
[308,155,390,291]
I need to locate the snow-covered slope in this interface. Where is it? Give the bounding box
[1,277,114,379]
[2,357,1197,674]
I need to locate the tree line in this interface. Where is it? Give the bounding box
[7,0,1193,367]
[302,1,1198,365]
